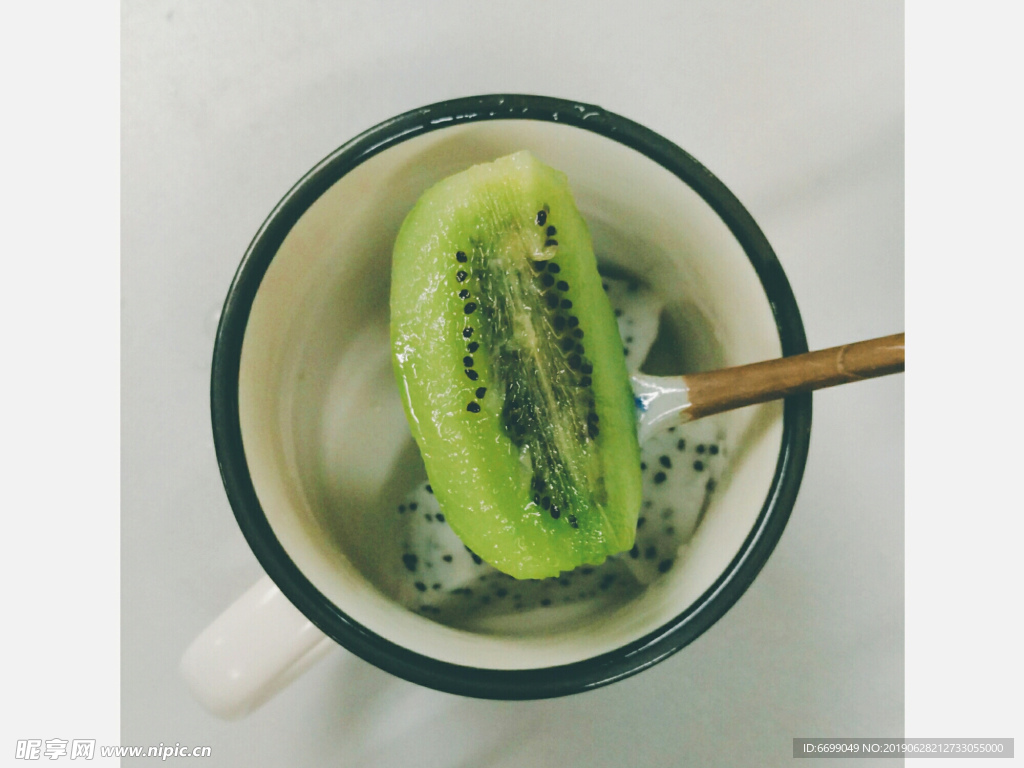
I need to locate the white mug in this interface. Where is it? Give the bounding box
[182,95,811,718]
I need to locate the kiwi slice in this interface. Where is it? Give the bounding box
[390,151,642,579]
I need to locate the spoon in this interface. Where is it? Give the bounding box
[632,333,904,441]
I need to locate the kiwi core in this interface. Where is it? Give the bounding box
[473,205,607,532]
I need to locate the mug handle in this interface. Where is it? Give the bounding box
[179,575,336,719]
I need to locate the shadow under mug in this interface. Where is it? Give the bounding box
[182,95,812,718]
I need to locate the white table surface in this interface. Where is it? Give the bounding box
[121,2,904,765]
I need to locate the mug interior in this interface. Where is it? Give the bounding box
[235,118,788,671]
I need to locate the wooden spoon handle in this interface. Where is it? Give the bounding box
[684,333,905,420]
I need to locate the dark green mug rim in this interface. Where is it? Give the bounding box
[211,94,812,699]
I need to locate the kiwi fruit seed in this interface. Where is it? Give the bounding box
[390,151,642,579]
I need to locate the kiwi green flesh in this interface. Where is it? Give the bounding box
[391,151,642,580]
